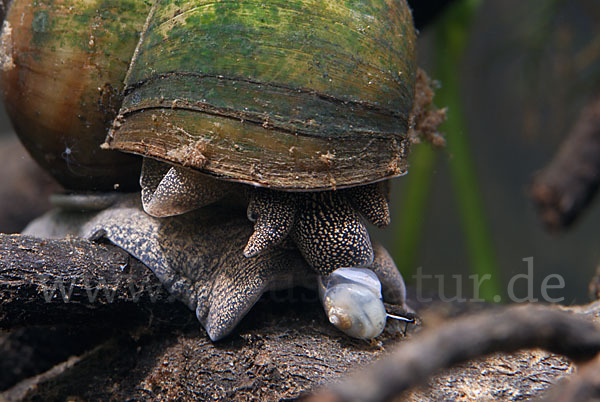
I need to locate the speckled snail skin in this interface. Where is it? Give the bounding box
[24,196,411,341]
[2,0,417,338]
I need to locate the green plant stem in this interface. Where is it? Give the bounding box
[394,143,436,278]
[434,0,502,301]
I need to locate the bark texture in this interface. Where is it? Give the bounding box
[2,234,600,401]
[308,303,600,402]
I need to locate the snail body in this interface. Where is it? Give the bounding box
[24,194,410,341]
[1,0,418,275]
[319,267,388,339]
[3,0,419,338]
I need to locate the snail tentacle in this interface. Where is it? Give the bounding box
[346,182,392,228]
[244,189,296,258]
[140,158,231,217]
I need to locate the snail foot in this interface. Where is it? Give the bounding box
[291,191,374,275]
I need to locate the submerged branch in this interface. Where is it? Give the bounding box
[531,95,600,230]
[308,304,600,402]
[0,233,176,328]
[2,233,600,401]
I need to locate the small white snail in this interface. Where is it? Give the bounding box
[318,267,413,340]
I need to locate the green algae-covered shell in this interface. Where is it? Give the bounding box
[106,0,417,190]
[0,0,149,191]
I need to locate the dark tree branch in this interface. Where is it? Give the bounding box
[0,233,182,328]
[531,95,600,230]
[308,305,600,402]
[2,232,600,401]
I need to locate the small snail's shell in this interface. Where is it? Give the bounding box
[319,267,387,340]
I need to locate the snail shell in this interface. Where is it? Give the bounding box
[318,267,387,340]
[1,0,417,191]
[0,0,147,190]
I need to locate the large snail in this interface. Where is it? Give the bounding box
[1,0,435,339]
[23,194,410,340]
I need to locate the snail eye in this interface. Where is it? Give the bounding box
[61,147,72,159]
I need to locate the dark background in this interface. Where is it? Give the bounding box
[377,0,600,304]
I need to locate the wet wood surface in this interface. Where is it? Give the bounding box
[2,233,600,401]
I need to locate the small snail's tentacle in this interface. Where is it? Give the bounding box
[386,313,415,323]
[140,158,232,217]
[345,181,391,228]
[244,189,296,258]
[292,192,374,275]
[319,267,387,339]
[370,243,407,307]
